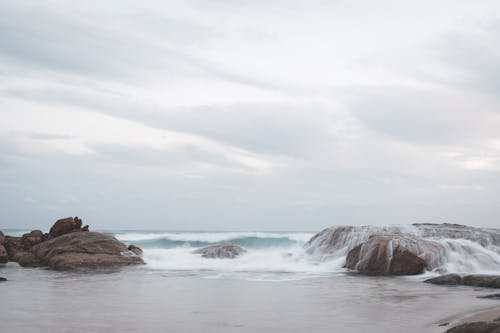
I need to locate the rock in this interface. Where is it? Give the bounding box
[21,230,44,250]
[463,275,500,289]
[193,243,246,259]
[477,294,500,300]
[446,320,500,333]
[31,232,144,270]
[345,234,431,275]
[127,245,143,256]
[425,274,463,285]
[425,274,500,289]
[18,252,42,267]
[0,230,5,245]
[0,244,7,264]
[49,217,79,237]
[4,236,23,262]
[0,277,7,282]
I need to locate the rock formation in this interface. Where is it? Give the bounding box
[194,243,246,259]
[305,223,500,276]
[1,216,144,271]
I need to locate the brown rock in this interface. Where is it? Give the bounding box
[128,245,143,256]
[0,230,5,245]
[345,234,430,275]
[21,230,44,250]
[193,243,246,259]
[49,217,79,237]
[425,274,464,285]
[31,231,144,270]
[0,244,7,264]
[463,275,500,289]
[18,252,42,267]
[81,225,89,232]
[4,236,23,262]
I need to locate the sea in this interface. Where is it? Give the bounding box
[1,229,500,332]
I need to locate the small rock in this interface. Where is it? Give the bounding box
[193,243,246,259]
[128,245,143,256]
[425,274,463,285]
[0,277,7,282]
[477,294,500,300]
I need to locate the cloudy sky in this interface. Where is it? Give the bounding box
[1,0,500,231]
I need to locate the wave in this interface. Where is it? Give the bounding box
[115,231,313,249]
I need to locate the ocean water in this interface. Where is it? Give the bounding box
[2,229,500,332]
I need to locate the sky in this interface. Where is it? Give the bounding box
[1,0,500,231]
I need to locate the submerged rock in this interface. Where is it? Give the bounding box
[424,274,464,285]
[425,274,500,289]
[0,277,6,282]
[194,243,246,259]
[31,232,144,270]
[445,317,500,333]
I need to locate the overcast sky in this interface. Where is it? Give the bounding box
[1,0,500,231]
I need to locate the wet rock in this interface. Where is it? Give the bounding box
[345,234,430,275]
[425,274,463,285]
[31,232,144,270]
[446,320,500,333]
[127,245,143,256]
[18,252,42,267]
[4,236,23,262]
[194,243,246,259]
[463,275,500,289]
[49,216,85,238]
[0,244,7,264]
[425,274,500,289]
[21,230,44,250]
[477,294,500,300]
[0,277,7,282]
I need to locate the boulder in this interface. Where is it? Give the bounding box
[193,243,246,259]
[345,234,432,275]
[31,231,144,270]
[21,230,44,250]
[425,274,463,285]
[18,252,42,267]
[49,216,84,238]
[4,236,23,262]
[0,230,5,245]
[0,244,7,264]
[446,317,500,333]
[127,245,143,256]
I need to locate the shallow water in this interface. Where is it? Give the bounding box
[1,262,499,333]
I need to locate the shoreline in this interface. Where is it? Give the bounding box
[435,305,500,332]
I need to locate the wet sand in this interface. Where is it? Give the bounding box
[2,263,500,333]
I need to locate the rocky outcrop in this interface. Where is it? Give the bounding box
[194,243,246,259]
[446,317,500,333]
[345,234,431,275]
[49,216,88,238]
[425,274,500,288]
[1,217,143,270]
[30,232,143,270]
